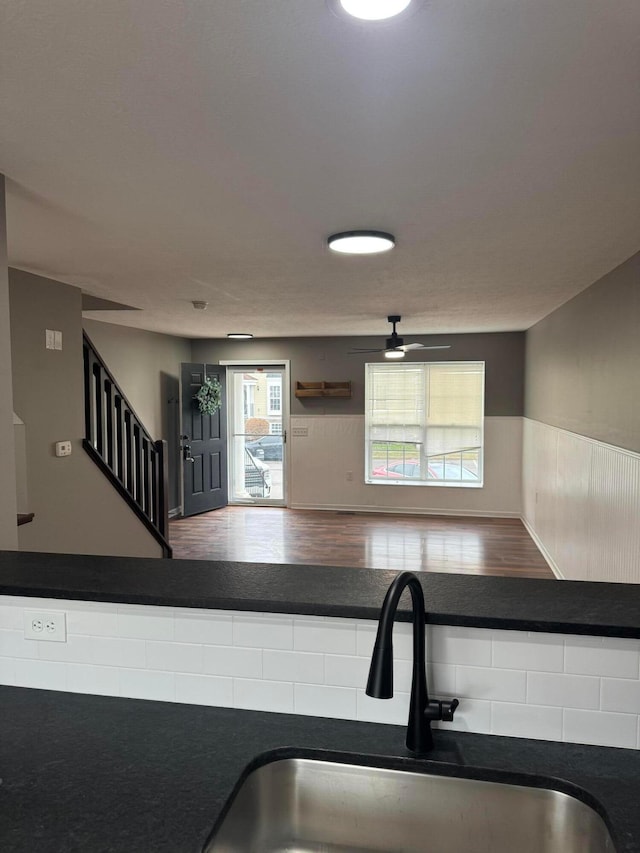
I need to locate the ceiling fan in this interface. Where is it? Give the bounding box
[349,315,451,358]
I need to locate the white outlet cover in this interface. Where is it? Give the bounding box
[24,610,67,642]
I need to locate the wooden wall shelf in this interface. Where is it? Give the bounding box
[295,381,352,398]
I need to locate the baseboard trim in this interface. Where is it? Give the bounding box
[289,502,521,519]
[168,507,181,519]
[521,516,565,579]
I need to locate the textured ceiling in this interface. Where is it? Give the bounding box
[1,0,639,338]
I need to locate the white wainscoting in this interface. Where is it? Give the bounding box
[1,597,639,750]
[523,418,640,583]
[289,416,522,517]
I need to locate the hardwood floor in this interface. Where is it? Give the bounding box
[169,507,554,579]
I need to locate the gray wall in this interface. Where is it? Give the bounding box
[525,252,640,453]
[192,332,525,416]
[9,269,162,557]
[0,177,18,548]
[83,319,191,512]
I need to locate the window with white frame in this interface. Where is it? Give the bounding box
[365,362,484,486]
[270,422,282,435]
[267,378,281,414]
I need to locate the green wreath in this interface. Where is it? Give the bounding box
[195,376,222,415]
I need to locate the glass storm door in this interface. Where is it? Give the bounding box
[226,365,287,506]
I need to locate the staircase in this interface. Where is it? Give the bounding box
[82,333,172,557]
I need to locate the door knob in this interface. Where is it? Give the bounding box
[183,443,195,463]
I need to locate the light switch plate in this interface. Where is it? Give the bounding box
[292,426,308,437]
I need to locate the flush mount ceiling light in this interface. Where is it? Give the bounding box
[192,300,208,310]
[227,332,253,340]
[339,0,412,20]
[328,230,395,255]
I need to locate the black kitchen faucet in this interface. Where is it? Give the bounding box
[366,571,459,753]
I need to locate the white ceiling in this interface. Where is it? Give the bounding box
[1,0,639,339]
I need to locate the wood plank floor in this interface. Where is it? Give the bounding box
[169,508,554,579]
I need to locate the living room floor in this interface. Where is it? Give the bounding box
[169,507,553,579]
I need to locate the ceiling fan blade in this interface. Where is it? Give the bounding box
[348,347,384,353]
[396,343,451,351]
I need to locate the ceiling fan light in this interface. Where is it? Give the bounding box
[227,332,253,340]
[339,0,412,20]
[328,231,395,255]
[385,349,405,359]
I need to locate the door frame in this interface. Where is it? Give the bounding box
[219,359,291,507]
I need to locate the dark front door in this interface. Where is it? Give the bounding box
[181,363,228,516]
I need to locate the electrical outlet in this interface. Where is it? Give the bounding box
[24,610,67,642]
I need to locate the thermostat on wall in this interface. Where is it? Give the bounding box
[55,441,72,457]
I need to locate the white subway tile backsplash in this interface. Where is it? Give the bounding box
[174,610,232,646]
[295,684,357,720]
[14,659,67,691]
[175,673,233,707]
[492,631,563,672]
[120,668,175,702]
[565,637,639,679]
[357,689,410,725]
[428,663,457,696]
[90,636,146,669]
[233,615,293,650]
[563,709,638,749]
[295,619,356,655]
[37,635,92,664]
[601,678,640,713]
[491,702,562,741]
[203,645,262,679]
[0,629,38,659]
[437,698,492,735]
[234,678,293,713]
[146,641,203,674]
[66,605,118,638]
[263,650,324,684]
[527,672,600,710]
[457,666,526,703]
[325,654,368,689]
[67,663,120,697]
[0,604,23,630]
[0,657,15,684]
[1,597,639,751]
[117,606,175,641]
[430,626,492,667]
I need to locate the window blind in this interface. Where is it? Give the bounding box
[365,362,484,486]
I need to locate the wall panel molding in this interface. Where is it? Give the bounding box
[523,418,640,583]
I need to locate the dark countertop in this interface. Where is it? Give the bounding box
[2,550,640,637]
[0,685,639,852]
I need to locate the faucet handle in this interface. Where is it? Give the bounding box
[425,698,459,722]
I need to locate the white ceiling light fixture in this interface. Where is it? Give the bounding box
[328,230,395,255]
[384,348,405,359]
[339,0,412,21]
[227,332,253,340]
[192,300,208,310]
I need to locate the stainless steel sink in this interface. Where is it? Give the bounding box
[204,756,615,852]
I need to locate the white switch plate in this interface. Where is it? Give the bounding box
[54,330,63,350]
[292,426,308,437]
[45,329,56,350]
[55,440,72,457]
[24,610,67,642]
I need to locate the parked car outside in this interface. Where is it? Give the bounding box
[244,449,272,498]
[371,459,479,482]
[245,434,283,461]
